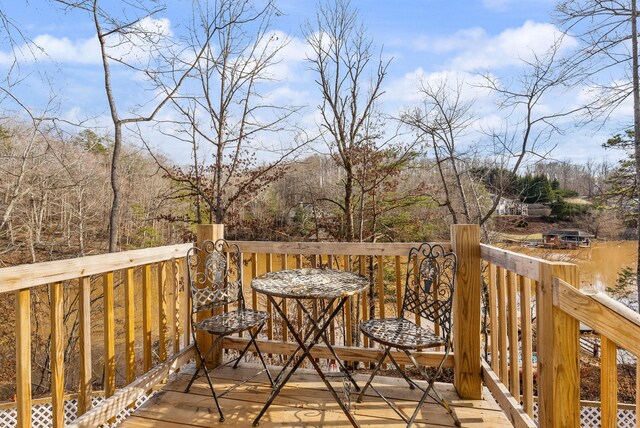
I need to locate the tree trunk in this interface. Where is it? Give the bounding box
[632,0,640,313]
[344,170,354,242]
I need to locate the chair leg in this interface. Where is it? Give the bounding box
[404,348,461,427]
[387,351,419,390]
[187,334,225,422]
[250,323,274,386]
[356,347,390,403]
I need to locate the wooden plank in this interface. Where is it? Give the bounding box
[600,336,617,428]
[395,256,402,317]
[345,254,353,351]
[360,255,369,349]
[488,263,499,373]
[0,243,192,293]
[553,279,640,356]
[451,224,482,400]
[142,264,152,372]
[78,277,92,416]
[296,254,303,333]
[637,364,640,428]
[170,258,179,353]
[480,244,541,282]
[280,254,288,342]
[265,253,273,342]
[103,272,116,399]
[68,346,195,428]
[497,266,508,384]
[50,282,65,428]
[520,276,534,417]
[481,360,538,428]
[251,253,258,311]
[537,262,580,428]
[181,257,190,348]
[226,240,447,257]
[221,336,454,367]
[377,255,385,319]
[15,289,30,428]
[125,268,136,384]
[157,261,167,362]
[507,272,520,400]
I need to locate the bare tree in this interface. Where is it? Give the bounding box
[303,0,390,242]
[403,38,584,233]
[556,0,640,311]
[54,0,244,251]
[150,0,304,226]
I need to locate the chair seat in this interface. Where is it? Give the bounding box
[194,309,269,335]
[360,318,445,350]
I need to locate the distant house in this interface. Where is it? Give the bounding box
[541,229,594,248]
[496,197,528,216]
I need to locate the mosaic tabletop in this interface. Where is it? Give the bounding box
[251,268,369,299]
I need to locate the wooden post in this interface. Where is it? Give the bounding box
[124,268,136,385]
[197,224,224,367]
[103,272,116,399]
[450,224,482,399]
[537,262,580,428]
[16,289,31,428]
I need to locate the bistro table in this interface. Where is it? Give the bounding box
[251,268,369,427]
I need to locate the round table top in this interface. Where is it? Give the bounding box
[251,268,369,299]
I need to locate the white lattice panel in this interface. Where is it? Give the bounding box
[0,391,157,427]
[532,401,636,428]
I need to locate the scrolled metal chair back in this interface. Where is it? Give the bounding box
[187,239,244,313]
[401,243,457,340]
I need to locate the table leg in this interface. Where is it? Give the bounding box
[253,296,360,427]
[299,302,361,391]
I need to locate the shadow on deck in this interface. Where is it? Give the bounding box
[118,363,513,427]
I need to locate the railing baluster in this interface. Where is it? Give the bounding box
[16,288,31,428]
[520,276,534,417]
[296,254,303,333]
[50,282,64,428]
[360,255,368,349]
[142,264,152,372]
[78,277,92,416]
[344,255,353,367]
[281,254,288,342]
[377,255,385,320]
[170,258,179,353]
[507,272,520,400]
[158,261,167,362]
[496,266,508,383]
[488,263,499,373]
[252,253,259,311]
[265,253,273,343]
[181,257,190,347]
[125,268,136,385]
[103,271,116,419]
[601,336,618,427]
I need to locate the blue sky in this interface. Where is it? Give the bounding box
[0,0,627,165]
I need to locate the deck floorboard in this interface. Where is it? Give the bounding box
[119,364,512,427]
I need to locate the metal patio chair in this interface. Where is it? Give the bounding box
[357,242,461,427]
[185,239,273,422]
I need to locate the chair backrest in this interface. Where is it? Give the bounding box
[186,239,244,314]
[401,243,457,340]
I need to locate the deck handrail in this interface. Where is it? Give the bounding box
[482,241,640,428]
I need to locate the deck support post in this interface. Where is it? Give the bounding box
[197,223,225,368]
[537,262,580,428]
[451,224,482,399]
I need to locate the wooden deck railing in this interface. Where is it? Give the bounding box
[1,243,194,428]
[481,243,640,428]
[4,224,639,428]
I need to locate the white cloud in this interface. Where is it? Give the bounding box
[0,17,174,66]
[411,21,577,72]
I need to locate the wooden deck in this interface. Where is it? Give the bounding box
[118,364,513,427]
